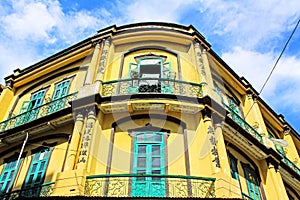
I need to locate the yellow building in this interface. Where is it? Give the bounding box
[0,22,299,199]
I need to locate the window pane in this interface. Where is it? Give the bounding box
[152,146,160,155]
[153,134,162,142]
[137,134,144,142]
[137,158,146,168]
[39,152,45,160]
[2,172,8,181]
[145,134,152,141]
[9,171,14,179]
[36,172,42,183]
[28,174,34,184]
[152,157,160,168]
[39,162,45,171]
[32,164,37,173]
[138,145,146,154]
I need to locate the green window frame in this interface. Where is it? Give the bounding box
[0,158,22,195]
[132,131,166,197]
[15,90,46,126]
[128,56,172,94]
[48,80,71,113]
[242,164,262,200]
[228,153,239,180]
[22,147,52,197]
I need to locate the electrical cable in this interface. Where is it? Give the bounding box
[244,19,300,119]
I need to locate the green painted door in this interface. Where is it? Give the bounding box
[48,80,70,113]
[132,132,165,197]
[243,166,262,200]
[0,159,21,195]
[22,148,52,197]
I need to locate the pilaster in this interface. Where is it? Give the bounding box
[214,123,241,198]
[85,43,102,85]
[77,109,97,171]
[96,37,111,82]
[284,128,300,168]
[264,159,289,200]
[63,113,84,171]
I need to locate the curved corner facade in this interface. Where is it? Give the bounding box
[0,22,299,199]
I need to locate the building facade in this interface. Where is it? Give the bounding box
[0,22,299,199]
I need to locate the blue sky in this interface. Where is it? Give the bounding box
[0,0,299,133]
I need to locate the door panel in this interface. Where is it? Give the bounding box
[132,132,165,197]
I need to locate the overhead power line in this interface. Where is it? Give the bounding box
[244,18,300,119]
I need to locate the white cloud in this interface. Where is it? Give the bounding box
[222,47,300,114]
[0,0,111,83]
[198,0,300,50]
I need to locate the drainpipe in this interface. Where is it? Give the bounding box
[5,131,28,197]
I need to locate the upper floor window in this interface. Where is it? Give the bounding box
[128,54,172,94]
[15,90,46,126]
[48,79,71,113]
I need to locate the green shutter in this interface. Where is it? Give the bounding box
[19,101,30,114]
[228,153,239,180]
[22,148,52,197]
[132,131,166,197]
[0,159,22,195]
[48,80,71,113]
[243,165,262,200]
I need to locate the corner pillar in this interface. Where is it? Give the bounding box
[63,113,84,171]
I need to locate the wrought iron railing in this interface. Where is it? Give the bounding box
[280,153,300,176]
[85,174,215,198]
[225,104,264,144]
[0,93,77,132]
[101,78,203,98]
[0,182,54,199]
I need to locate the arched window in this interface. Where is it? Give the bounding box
[128,54,172,94]
[242,163,262,200]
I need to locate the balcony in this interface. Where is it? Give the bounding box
[101,78,203,98]
[280,153,300,176]
[225,104,264,144]
[0,182,54,199]
[0,93,77,132]
[85,174,216,198]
